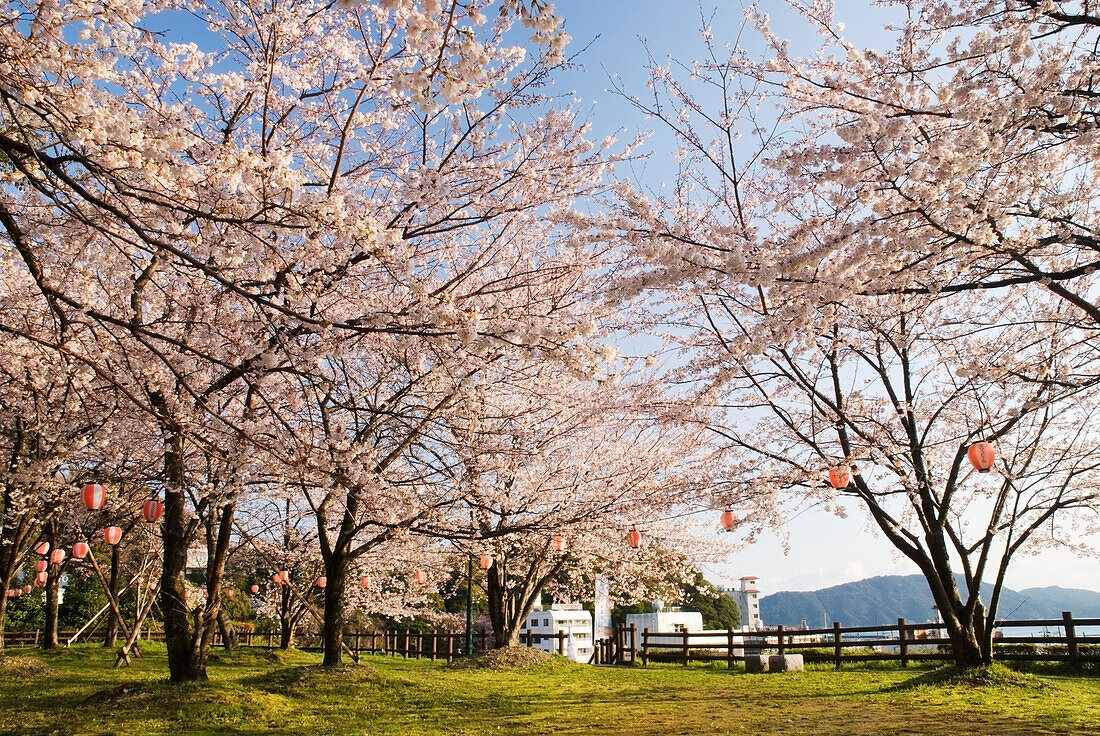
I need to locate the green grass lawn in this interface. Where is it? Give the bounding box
[2,644,1100,735]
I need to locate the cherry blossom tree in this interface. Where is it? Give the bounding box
[430,362,721,648]
[603,1,1100,666]
[2,0,630,679]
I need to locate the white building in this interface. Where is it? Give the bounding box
[624,609,704,637]
[730,575,764,631]
[522,605,593,663]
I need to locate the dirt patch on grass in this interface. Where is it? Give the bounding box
[448,646,568,670]
[0,654,56,678]
[80,682,153,706]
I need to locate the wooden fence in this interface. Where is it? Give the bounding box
[624,611,1100,668]
[7,612,1099,668]
[0,628,494,661]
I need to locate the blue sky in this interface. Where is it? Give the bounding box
[548,1,1100,597]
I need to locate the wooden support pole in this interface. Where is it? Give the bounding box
[1064,611,1079,667]
[898,618,908,667]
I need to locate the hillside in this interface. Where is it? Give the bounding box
[759,574,1100,628]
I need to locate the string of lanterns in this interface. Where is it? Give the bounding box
[825,441,995,492]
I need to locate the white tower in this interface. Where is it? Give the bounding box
[733,575,764,630]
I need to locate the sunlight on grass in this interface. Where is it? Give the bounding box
[2,645,1100,735]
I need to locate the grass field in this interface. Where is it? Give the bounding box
[2,644,1100,735]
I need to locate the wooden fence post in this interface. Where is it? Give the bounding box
[727,627,735,669]
[777,625,785,657]
[682,629,690,667]
[833,622,842,669]
[1064,611,1079,667]
[898,618,908,667]
[642,627,649,667]
[629,624,637,663]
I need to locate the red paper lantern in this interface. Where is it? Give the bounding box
[142,499,164,523]
[22,584,31,594]
[225,588,235,598]
[626,529,642,549]
[34,571,47,586]
[34,541,50,556]
[250,584,260,594]
[552,535,566,552]
[315,576,327,588]
[71,541,89,559]
[828,465,850,490]
[5,589,13,598]
[148,581,158,591]
[104,526,123,545]
[414,570,428,585]
[720,510,738,532]
[35,559,47,572]
[49,549,65,565]
[81,483,106,510]
[360,575,371,589]
[478,555,493,570]
[968,442,995,473]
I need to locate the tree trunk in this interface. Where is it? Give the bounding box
[279,586,295,650]
[321,553,347,667]
[42,570,60,649]
[918,563,992,668]
[160,426,208,682]
[104,544,119,647]
[216,607,238,651]
[486,564,524,648]
[0,592,8,649]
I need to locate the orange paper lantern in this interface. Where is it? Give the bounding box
[49,548,65,565]
[720,510,738,531]
[71,541,89,559]
[81,483,105,510]
[34,541,50,556]
[968,442,995,473]
[552,535,566,552]
[315,576,327,588]
[142,499,163,522]
[478,555,493,570]
[828,465,850,490]
[626,529,642,549]
[104,526,123,545]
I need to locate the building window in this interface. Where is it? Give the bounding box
[543,618,550,627]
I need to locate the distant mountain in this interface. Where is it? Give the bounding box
[759,574,1100,628]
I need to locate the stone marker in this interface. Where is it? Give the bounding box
[767,654,804,672]
[745,654,770,673]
